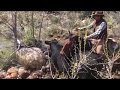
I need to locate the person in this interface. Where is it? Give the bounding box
[75,11,107,55]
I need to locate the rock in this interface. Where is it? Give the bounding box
[27,70,43,79]
[0,70,6,79]
[5,67,18,79]
[41,65,50,73]
[16,47,48,70]
[18,67,30,79]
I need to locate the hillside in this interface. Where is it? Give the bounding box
[0,11,120,79]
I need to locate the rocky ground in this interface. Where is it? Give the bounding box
[0,64,55,79]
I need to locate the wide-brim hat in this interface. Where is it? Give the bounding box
[90,11,104,18]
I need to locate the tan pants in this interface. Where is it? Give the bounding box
[90,39,105,55]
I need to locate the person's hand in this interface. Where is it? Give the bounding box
[77,27,86,31]
[74,28,79,31]
[84,36,89,40]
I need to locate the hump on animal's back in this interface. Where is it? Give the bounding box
[45,39,63,52]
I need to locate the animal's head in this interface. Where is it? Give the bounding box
[45,39,63,51]
[45,39,58,45]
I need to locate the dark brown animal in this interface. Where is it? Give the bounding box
[60,34,92,64]
[45,39,69,74]
[45,37,102,79]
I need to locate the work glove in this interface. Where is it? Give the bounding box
[75,27,86,31]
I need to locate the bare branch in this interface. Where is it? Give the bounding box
[39,12,45,40]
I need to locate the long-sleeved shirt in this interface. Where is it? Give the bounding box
[87,21,107,39]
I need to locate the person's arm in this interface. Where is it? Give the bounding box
[86,22,107,39]
[76,21,95,31]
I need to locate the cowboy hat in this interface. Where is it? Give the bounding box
[91,11,104,18]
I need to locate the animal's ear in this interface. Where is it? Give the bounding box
[53,39,58,43]
[45,41,51,45]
